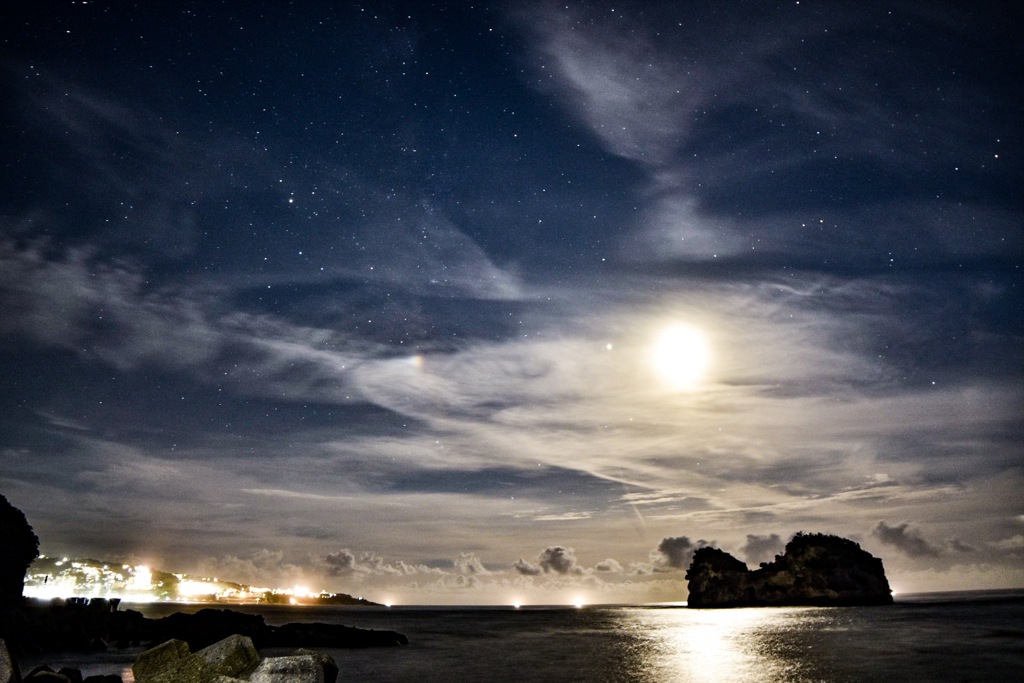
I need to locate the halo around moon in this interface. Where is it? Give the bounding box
[651,324,711,390]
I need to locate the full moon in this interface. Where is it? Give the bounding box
[651,324,711,390]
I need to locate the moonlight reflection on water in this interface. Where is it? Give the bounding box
[626,607,801,682]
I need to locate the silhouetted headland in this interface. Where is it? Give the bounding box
[685,532,893,607]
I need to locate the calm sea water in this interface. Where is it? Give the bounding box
[25,590,1024,682]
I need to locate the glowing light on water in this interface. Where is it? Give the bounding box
[628,606,799,682]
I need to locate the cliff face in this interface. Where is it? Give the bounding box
[685,532,893,607]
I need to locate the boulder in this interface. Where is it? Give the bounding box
[81,677,122,683]
[0,639,21,683]
[132,639,204,683]
[15,662,85,683]
[292,649,337,683]
[248,655,323,683]
[132,635,260,683]
[193,635,259,679]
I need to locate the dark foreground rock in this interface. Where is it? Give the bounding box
[132,634,260,683]
[131,634,341,683]
[21,665,117,682]
[0,602,406,658]
[685,532,893,607]
[2,634,340,683]
[150,608,408,650]
[1,638,21,683]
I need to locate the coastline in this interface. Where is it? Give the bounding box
[12,591,1022,683]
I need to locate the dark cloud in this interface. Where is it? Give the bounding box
[322,549,359,576]
[538,546,583,575]
[740,534,785,566]
[513,557,542,576]
[320,549,437,578]
[872,522,942,558]
[594,559,623,573]
[512,546,587,576]
[655,536,711,570]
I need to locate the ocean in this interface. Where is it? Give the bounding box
[22,590,1024,682]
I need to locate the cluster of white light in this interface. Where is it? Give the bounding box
[128,565,153,592]
[24,557,160,602]
[23,556,339,604]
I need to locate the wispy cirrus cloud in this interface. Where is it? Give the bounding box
[517,2,1022,266]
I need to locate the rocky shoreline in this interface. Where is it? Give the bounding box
[0,598,407,683]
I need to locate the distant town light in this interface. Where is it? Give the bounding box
[128,565,153,592]
[24,556,369,606]
[177,580,217,597]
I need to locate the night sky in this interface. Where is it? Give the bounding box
[1,1,1021,604]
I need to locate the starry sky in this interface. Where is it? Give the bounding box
[1,1,1021,605]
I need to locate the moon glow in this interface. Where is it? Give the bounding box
[652,324,711,390]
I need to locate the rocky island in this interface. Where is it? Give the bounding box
[685,532,893,607]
